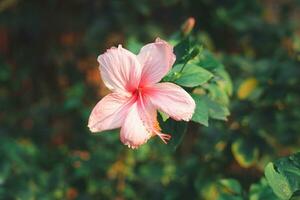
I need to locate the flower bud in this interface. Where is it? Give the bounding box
[181,17,196,35]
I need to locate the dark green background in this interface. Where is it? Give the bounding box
[0,0,299,199]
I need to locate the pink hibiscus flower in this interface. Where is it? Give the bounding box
[88,38,195,149]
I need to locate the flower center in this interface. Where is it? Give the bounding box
[132,86,145,98]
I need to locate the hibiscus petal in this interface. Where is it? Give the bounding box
[146,82,196,121]
[137,38,176,86]
[136,93,171,144]
[120,102,152,149]
[98,45,142,94]
[137,93,157,129]
[88,93,135,132]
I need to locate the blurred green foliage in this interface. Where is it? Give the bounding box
[0,0,300,199]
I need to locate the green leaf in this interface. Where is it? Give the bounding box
[249,178,279,200]
[265,163,294,200]
[191,94,209,126]
[203,96,230,121]
[231,138,259,168]
[215,68,233,96]
[158,110,169,122]
[217,194,243,200]
[172,64,213,87]
[265,152,300,200]
[207,84,229,106]
[197,49,224,70]
[174,37,191,63]
[219,179,242,195]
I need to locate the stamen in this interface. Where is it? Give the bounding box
[153,120,162,132]
[156,132,171,144]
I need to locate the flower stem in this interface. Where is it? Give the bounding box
[179,58,189,73]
